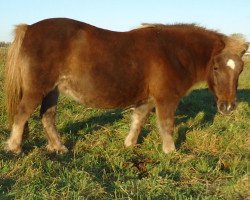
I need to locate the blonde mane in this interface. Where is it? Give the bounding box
[223,34,249,56]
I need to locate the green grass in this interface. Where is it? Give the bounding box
[0,47,249,199]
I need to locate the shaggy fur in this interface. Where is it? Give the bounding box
[4,18,248,154]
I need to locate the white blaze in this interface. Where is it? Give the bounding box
[227,59,236,70]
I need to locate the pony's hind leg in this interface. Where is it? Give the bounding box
[40,89,68,153]
[124,103,154,147]
[5,91,42,154]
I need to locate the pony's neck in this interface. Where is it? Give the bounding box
[196,63,211,84]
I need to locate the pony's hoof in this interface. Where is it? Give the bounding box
[58,145,68,154]
[5,141,22,154]
[46,144,68,154]
[124,135,137,147]
[124,139,136,147]
[163,143,176,154]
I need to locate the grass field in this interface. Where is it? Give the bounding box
[0,47,249,199]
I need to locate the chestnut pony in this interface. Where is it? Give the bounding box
[5,18,248,154]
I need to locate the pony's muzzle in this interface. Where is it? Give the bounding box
[217,101,236,115]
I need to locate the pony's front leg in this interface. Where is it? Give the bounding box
[155,100,177,154]
[124,103,154,147]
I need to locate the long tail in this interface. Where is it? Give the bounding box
[5,24,28,126]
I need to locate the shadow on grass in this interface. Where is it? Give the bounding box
[0,177,16,198]
[63,109,124,135]
[62,109,124,148]
[175,88,250,148]
[237,89,250,104]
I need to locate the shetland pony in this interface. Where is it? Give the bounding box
[5,18,248,154]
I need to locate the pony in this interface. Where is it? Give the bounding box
[5,18,248,154]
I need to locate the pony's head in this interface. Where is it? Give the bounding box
[208,35,248,115]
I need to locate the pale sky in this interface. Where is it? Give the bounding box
[1,0,250,42]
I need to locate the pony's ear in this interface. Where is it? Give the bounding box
[244,42,249,50]
[213,40,225,56]
[241,42,249,56]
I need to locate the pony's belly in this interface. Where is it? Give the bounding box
[57,77,144,108]
[58,82,85,103]
[58,79,102,107]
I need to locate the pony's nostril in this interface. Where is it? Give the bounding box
[218,102,227,112]
[218,101,236,114]
[229,102,236,111]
